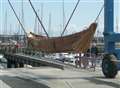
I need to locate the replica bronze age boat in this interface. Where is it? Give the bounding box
[28,23,97,53]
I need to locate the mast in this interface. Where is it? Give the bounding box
[116,16,119,32]
[9,24,12,35]
[62,0,66,35]
[21,0,24,35]
[34,13,37,34]
[40,3,44,35]
[4,9,7,35]
[21,0,27,46]
[48,13,51,37]
[17,12,21,35]
[37,9,40,35]
[34,9,40,35]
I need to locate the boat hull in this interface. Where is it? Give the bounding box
[28,23,97,53]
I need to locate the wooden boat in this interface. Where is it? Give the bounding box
[28,23,97,53]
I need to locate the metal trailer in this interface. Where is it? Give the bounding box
[102,0,120,78]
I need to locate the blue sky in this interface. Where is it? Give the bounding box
[0,0,120,36]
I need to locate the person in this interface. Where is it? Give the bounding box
[75,58,79,68]
[75,53,82,68]
[81,53,89,69]
[90,43,99,71]
[91,43,99,56]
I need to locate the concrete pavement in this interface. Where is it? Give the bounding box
[0,67,120,88]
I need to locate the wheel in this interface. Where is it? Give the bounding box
[102,54,118,78]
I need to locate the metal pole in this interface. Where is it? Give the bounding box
[104,0,115,52]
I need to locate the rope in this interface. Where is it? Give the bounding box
[8,0,28,37]
[94,4,104,22]
[28,0,49,38]
[61,0,81,37]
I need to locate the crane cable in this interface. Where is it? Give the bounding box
[8,0,28,37]
[61,0,81,37]
[28,0,49,38]
[61,1,104,37]
[94,4,104,23]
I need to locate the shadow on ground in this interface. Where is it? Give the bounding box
[0,74,120,88]
[83,76,120,88]
[0,76,50,88]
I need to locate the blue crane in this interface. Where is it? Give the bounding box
[102,0,120,78]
